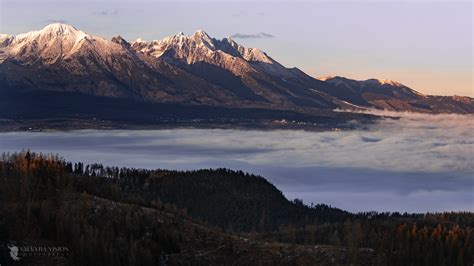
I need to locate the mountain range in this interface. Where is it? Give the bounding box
[0,23,472,129]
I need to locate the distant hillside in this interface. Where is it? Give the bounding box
[0,90,376,132]
[321,76,474,113]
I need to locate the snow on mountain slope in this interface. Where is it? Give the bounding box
[132,30,226,63]
[365,78,403,87]
[0,23,132,66]
[1,24,303,81]
[127,29,327,106]
[4,23,90,63]
[0,34,13,46]
[131,30,295,78]
[0,34,13,61]
[0,23,175,101]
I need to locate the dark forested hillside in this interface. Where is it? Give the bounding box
[0,151,472,265]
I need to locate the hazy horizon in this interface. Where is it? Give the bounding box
[1,0,472,97]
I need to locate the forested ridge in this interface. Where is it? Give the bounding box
[0,151,472,265]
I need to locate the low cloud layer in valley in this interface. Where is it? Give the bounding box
[1,112,472,212]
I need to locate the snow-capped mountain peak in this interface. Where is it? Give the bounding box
[2,24,296,77]
[364,79,425,96]
[39,23,84,36]
[241,48,273,63]
[322,76,407,89]
[365,78,403,87]
[133,38,146,44]
[130,29,281,67]
[0,23,139,65]
[16,23,89,45]
[132,30,224,63]
[2,23,92,63]
[191,30,216,49]
[216,37,274,64]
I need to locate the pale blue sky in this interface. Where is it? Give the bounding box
[1,0,472,96]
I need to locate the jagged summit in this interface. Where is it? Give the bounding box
[1,24,281,70]
[111,35,130,47]
[131,30,217,62]
[128,28,282,71]
[39,23,81,35]
[193,29,210,36]
[191,30,215,49]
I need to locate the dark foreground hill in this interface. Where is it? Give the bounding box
[0,152,472,265]
[1,193,379,265]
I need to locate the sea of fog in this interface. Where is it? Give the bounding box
[1,111,473,213]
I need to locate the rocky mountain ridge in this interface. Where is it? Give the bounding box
[0,23,472,118]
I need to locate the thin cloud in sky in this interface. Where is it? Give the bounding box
[44,19,69,24]
[92,9,119,16]
[231,32,275,39]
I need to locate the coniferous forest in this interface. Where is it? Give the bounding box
[0,151,472,265]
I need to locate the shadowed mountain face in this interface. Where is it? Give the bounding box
[0,23,472,119]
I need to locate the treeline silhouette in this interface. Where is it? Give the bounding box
[0,151,472,265]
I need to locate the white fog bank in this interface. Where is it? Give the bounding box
[1,112,473,212]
